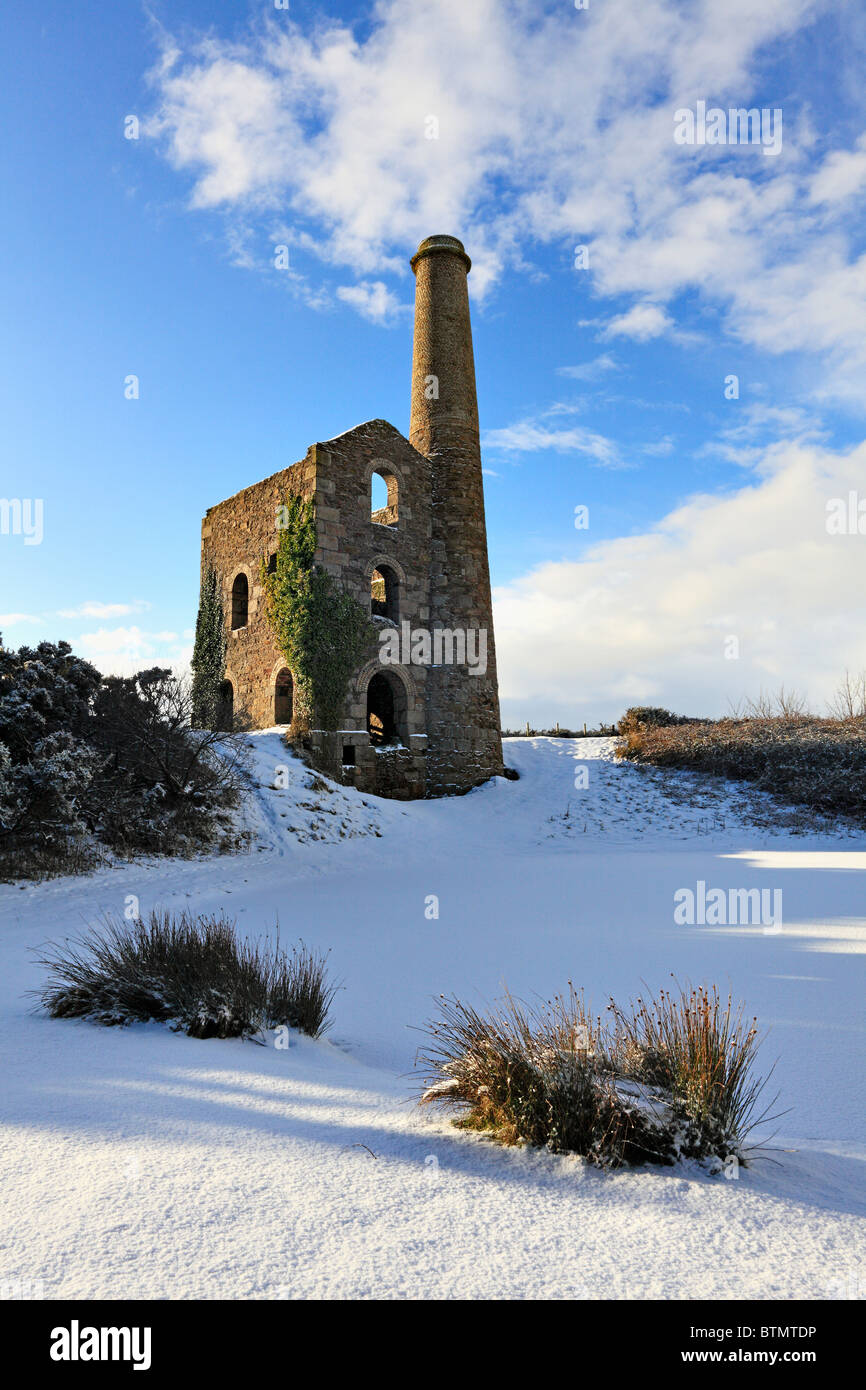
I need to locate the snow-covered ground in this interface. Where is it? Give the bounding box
[1,735,864,1300]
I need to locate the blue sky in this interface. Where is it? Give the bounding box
[3,0,866,725]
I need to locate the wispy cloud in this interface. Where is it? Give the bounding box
[0,613,39,627]
[57,600,151,620]
[809,134,866,206]
[483,416,623,467]
[699,403,826,466]
[556,354,619,382]
[642,435,676,457]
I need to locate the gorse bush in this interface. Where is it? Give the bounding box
[617,706,694,734]
[37,910,337,1041]
[0,640,102,869]
[0,638,246,878]
[418,980,774,1170]
[86,667,247,856]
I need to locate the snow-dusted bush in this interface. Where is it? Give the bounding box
[86,667,247,856]
[37,910,337,1040]
[0,638,247,877]
[0,639,101,760]
[618,713,866,824]
[0,641,103,872]
[2,731,101,845]
[418,982,773,1169]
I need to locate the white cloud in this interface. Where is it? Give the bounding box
[57,600,151,620]
[602,303,674,341]
[142,0,866,401]
[642,435,675,457]
[494,438,866,725]
[809,135,866,205]
[483,417,623,467]
[557,354,619,382]
[0,614,39,627]
[335,281,407,323]
[77,626,191,676]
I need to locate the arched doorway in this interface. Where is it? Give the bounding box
[274,668,293,725]
[367,670,408,746]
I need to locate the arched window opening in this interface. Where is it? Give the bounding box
[218,680,234,731]
[370,565,399,622]
[370,468,398,525]
[367,671,408,747]
[266,553,277,576]
[274,668,293,725]
[231,573,249,630]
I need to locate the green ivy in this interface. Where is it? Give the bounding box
[191,564,227,729]
[262,494,375,731]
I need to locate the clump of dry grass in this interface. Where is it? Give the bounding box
[36,910,336,1040]
[418,981,774,1170]
[419,987,676,1167]
[607,981,774,1160]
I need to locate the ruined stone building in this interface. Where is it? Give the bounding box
[200,234,504,798]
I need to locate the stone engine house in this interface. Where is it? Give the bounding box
[200,234,504,799]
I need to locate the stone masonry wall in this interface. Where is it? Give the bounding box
[201,456,314,729]
[307,420,432,799]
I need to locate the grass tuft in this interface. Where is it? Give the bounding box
[418,979,775,1170]
[36,910,337,1041]
[606,980,775,1160]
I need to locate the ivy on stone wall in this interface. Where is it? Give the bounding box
[262,494,375,732]
[190,564,227,729]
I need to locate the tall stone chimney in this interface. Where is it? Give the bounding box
[409,235,504,792]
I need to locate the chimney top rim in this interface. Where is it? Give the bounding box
[410,235,471,274]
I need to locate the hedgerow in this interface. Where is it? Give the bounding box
[617,714,866,824]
